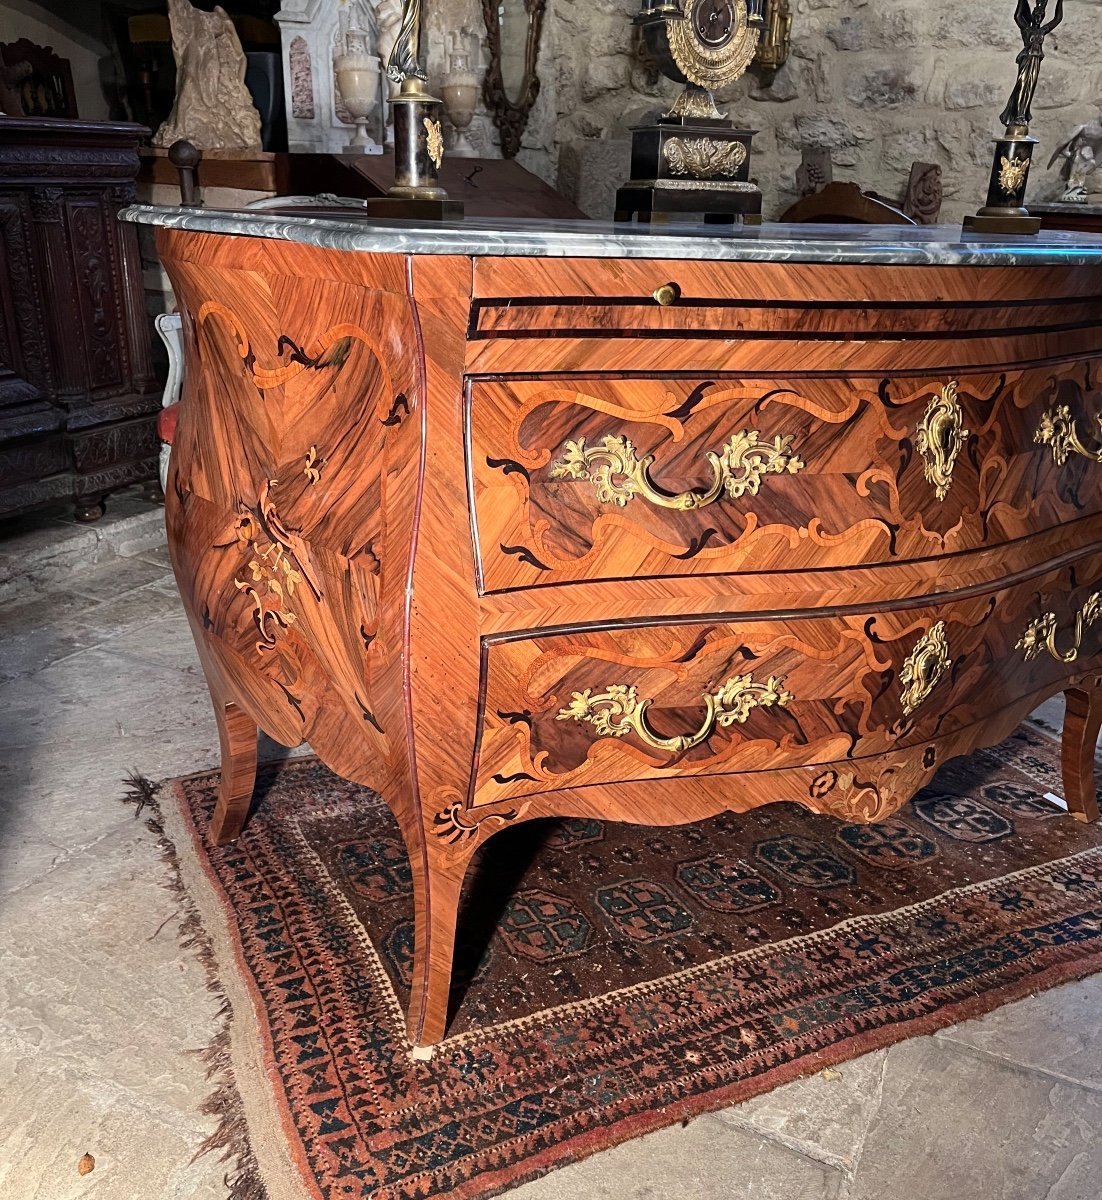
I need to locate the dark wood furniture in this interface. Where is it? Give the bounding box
[0,117,159,520]
[1031,202,1102,235]
[142,215,1102,1049]
[0,40,78,120]
[138,148,588,221]
[778,181,915,225]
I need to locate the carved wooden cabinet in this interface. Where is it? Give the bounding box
[133,210,1102,1048]
[0,117,158,520]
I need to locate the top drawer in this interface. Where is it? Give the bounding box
[466,259,1102,376]
[468,361,1102,594]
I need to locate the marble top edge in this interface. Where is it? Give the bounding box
[119,203,1102,266]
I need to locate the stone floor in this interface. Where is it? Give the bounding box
[1,503,1100,1200]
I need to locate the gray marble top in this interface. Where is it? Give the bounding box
[1029,201,1102,215]
[120,203,1102,266]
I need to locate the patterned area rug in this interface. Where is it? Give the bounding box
[155,724,1102,1200]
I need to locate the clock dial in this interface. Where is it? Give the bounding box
[664,0,759,91]
[692,0,736,49]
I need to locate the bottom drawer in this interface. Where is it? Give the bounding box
[470,559,1102,808]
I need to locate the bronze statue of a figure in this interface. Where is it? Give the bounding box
[387,0,427,86]
[999,0,1064,130]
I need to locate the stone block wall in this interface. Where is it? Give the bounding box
[431,0,1102,222]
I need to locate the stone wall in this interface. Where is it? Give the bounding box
[433,0,1102,223]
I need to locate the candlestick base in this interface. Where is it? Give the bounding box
[962,212,1042,234]
[964,130,1041,236]
[388,85,449,202]
[365,196,465,220]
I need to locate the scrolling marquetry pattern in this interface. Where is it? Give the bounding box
[472,367,1102,591]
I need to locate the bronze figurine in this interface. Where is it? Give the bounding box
[999,0,1064,132]
[387,0,427,87]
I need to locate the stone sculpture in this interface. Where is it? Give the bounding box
[1048,109,1102,202]
[153,0,262,151]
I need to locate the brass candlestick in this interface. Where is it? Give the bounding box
[366,0,463,220]
[964,0,1064,235]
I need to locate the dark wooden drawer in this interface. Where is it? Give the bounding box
[469,364,1102,593]
[468,556,1102,808]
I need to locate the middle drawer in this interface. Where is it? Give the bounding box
[468,366,1102,594]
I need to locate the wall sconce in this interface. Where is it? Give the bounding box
[754,0,791,74]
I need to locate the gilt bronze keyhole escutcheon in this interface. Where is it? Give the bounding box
[916,382,969,502]
[899,621,952,716]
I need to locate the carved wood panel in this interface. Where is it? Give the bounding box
[0,118,158,519]
[0,193,51,394]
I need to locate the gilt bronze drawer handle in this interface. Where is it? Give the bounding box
[550,431,804,511]
[653,282,681,305]
[916,382,969,502]
[556,672,793,753]
[1034,403,1102,466]
[1017,592,1102,664]
[899,621,952,716]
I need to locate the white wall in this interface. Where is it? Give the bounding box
[0,0,110,121]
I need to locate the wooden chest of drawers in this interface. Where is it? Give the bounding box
[140,213,1102,1048]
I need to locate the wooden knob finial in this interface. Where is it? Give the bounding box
[167,139,202,207]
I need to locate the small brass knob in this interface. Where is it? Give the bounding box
[653,282,681,306]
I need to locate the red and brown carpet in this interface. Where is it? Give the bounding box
[151,724,1102,1200]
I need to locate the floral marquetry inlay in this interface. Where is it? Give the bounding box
[234,507,302,652]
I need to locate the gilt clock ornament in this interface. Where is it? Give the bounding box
[615,0,765,224]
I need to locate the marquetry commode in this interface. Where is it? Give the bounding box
[122,206,1102,1048]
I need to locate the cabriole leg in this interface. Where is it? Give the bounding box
[406,834,479,1051]
[1062,681,1101,823]
[209,699,259,845]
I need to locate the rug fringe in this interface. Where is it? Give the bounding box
[119,772,269,1200]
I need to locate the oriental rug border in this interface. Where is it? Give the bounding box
[148,726,1102,1200]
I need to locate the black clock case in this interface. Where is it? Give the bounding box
[616,115,762,225]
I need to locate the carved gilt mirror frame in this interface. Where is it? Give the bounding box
[481,0,546,158]
[754,0,792,74]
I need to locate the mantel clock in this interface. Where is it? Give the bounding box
[616,0,765,224]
